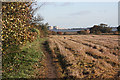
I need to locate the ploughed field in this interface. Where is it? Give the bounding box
[48,35,119,79]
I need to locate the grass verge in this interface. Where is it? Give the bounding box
[2,37,47,78]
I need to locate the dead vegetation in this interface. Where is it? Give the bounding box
[48,35,119,79]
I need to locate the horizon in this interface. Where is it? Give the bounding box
[35,2,118,28]
[47,26,118,30]
[48,23,118,29]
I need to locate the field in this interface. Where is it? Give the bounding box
[47,35,119,79]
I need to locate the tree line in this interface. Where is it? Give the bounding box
[49,23,120,35]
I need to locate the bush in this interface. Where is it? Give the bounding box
[57,32,63,35]
[90,24,112,34]
[2,2,47,78]
[48,31,57,35]
[95,31,101,35]
[38,23,48,37]
[77,30,89,35]
[117,25,120,32]
[2,2,33,54]
[113,31,119,35]
[29,28,38,32]
[64,32,67,35]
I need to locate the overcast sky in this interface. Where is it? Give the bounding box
[35,2,118,28]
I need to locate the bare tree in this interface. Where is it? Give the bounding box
[30,2,45,24]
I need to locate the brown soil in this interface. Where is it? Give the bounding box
[43,50,58,78]
[36,35,120,79]
[36,41,58,78]
[47,35,119,79]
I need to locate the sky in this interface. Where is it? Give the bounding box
[34,2,118,28]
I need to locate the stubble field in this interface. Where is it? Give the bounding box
[48,35,119,79]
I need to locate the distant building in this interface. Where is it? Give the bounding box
[58,27,66,29]
[48,26,53,30]
[48,26,62,30]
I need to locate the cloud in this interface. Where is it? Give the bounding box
[70,10,92,16]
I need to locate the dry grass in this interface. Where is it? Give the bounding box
[48,35,119,79]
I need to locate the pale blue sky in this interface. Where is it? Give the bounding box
[35,2,118,28]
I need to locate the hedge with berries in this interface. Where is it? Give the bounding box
[2,2,38,54]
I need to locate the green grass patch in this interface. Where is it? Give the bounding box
[2,37,47,78]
